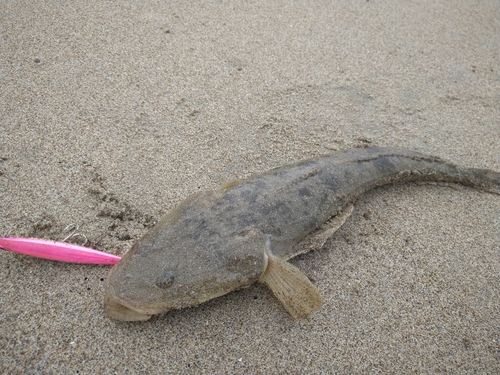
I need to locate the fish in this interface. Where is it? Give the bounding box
[104,147,500,321]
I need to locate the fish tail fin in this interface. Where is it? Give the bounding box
[464,168,500,195]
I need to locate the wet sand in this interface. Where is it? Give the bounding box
[1,1,499,373]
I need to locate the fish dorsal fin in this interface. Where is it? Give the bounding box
[259,236,323,319]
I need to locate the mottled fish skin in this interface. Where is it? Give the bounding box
[104,147,500,320]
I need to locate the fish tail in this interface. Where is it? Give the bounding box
[458,167,500,195]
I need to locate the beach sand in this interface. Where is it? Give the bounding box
[1,1,499,373]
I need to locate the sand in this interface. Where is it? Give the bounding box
[1,1,499,373]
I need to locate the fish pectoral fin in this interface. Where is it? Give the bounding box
[104,295,152,322]
[259,252,323,319]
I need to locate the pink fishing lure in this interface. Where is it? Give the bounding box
[0,237,121,265]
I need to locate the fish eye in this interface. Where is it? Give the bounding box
[156,269,175,289]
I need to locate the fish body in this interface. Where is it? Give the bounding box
[104,147,500,321]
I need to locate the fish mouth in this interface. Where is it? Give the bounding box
[104,294,169,322]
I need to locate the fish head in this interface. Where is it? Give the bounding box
[104,224,268,321]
